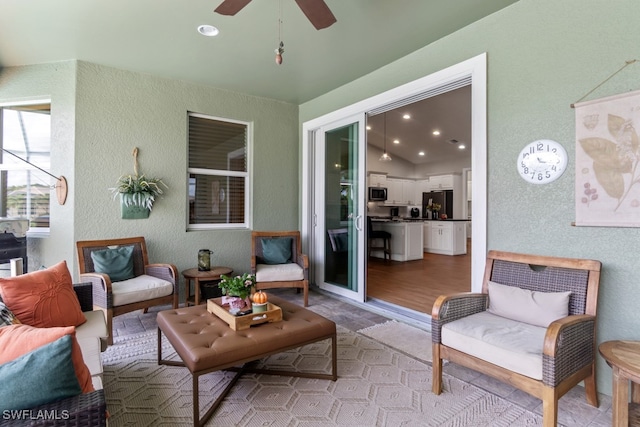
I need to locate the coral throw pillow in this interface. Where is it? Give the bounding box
[0,260,86,328]
[0,323,94,393]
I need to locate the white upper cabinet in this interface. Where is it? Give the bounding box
[385,178,403,204]
[415,179,429,205]
[402,180,416,205]
[428,174,454,190]
[369,173,387,187]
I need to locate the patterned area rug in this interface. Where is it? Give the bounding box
[358,320,432,363]
[102,326,547,426]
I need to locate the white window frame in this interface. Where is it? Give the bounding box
[0,99,52,236]
[187,112,253,230]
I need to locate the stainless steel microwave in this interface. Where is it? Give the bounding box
[368,187,387,201]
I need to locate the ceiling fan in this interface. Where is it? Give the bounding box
[214,0,337,30]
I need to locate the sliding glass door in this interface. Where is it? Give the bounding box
[313,114,366,301]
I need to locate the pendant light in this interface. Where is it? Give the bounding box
[379,112,392,162]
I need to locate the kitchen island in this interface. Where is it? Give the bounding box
[369,219,423,261]
[423,219,468,255]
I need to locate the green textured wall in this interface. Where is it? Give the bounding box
[73,62,299,277]
[0,62,76,269]
[300,0,640,395]
[0,60,299,284]
[2,0,639,397]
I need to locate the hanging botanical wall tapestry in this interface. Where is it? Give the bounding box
[575,89,640,227]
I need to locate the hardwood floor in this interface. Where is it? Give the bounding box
[366,240,471,313]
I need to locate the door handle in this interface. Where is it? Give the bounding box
[355,214,363,231]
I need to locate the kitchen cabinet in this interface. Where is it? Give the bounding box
[384,178,417,205]
[428,174,454,190]
[369,173,387,187]
[371,221,424,261]
[402,180,416,205]
[423,221,431,249]
[415,179,430,204]
[384,178,403,205]
[425,221,467,255]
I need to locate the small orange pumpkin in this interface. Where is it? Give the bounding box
[252,290,268,304]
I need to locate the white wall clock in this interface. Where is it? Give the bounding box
[517,139,568,184]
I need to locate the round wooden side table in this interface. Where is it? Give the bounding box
[599,340,640,427]
[182,266,233,306]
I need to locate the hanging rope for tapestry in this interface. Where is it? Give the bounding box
[570,59,639,108]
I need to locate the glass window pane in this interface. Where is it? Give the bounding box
[188,173,245,225]
[188,112,249,228]
[189,115,247,172]
[0,107,51,228]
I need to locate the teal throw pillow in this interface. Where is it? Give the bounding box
[0,334,82,411]
[261,238,292,265]
[90,245,135,281]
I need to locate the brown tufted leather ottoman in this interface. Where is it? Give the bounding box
[157,295,337,427]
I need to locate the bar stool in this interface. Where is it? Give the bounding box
[367,217,391,260]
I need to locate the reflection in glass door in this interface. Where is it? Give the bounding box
[315,115,365,301]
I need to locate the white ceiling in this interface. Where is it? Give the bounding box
[0,0,517,104]
[367,85,471,165]
[1,1,513,167]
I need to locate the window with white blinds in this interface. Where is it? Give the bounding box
[187,112,251,229]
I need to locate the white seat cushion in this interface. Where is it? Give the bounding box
[111,274,173,306]
[76,335,103,389]
[75,310,108,340]
[256,263,304,282]
[441,311,547,380]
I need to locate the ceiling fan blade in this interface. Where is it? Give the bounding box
[294,0,337,30]
[214,0,252,16]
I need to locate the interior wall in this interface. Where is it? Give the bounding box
[0,60,300,285]
[300,0,640,396]
[0,62,76,270]
[366,145,416,177]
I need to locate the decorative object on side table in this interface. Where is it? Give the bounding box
[218,273,256,315]
[198,249,212,271]
[109,147,167,219]
[251,290,268,313]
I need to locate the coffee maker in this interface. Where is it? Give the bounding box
[390,207,399,217]
[410,208,420,218]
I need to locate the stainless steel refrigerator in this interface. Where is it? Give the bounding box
[422,190,453,219]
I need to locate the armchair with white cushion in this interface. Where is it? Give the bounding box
[251,231,309,307]
[76,236,179,345]
[431,250,602,427]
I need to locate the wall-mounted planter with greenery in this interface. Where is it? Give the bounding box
[110,148,167,219]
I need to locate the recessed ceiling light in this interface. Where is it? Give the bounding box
[366,125,371,130]
[458,144,466,150]
[432,130,440,136]
[403,114,411,120]
[393,139,400,144]
[418,151,425,156]
[197,25,220,37]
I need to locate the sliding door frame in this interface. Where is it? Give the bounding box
[302,53,487,296]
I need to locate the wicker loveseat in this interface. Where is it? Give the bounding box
[0,283,107,427]
[431,250,601,427]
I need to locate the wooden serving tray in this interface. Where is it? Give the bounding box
[207,298,283,331]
